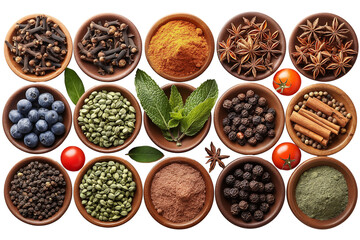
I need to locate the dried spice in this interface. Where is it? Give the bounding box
[205,142,230,172]
[5,15,68,76]
[218,16,282,78]
[292,17,357,79]
[78,20,138,75]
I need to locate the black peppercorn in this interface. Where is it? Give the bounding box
[241,109,249,118]
[255,106,264,115]
[259,194,266,202]
[238,124,247,132]
[244,163,253,172]
[233,180,242,189]
[268,129,276,138]
[249,180,260,192]
[231,125,237,131]
[222,117,231,126]
[249,193,260,203]
[258,97,267,107]
[238,93,246,101]
[253,210,264,221]
[266,194,275,205]
[254,133,264,142]
[260,202,270,213]
[256,124,268,135]
[244,128,253,138]
[228,131,237,141]
[238,200,249,211]
[262,172,271,183]
[241,211,252,222]
[241,118,250,126]
[265,121,275,129]
[237,138,246,146]
[246,90,255,98]
[248,204,258,213]
[252,165,264,177]
[229,188,239,199]
[228,112,237,120]
[239,190,249,200]
[234,103,244,113]
[234,168,244,179]
[223,99,232,110]
[223,126,231,135]
[248,137,257,146]
[267,108,276,116]
[239,179,250,190]
[258,182,265,193]
[230,203,241,216]
[252,115,261,125]
[233,117,242,127]
[248,97,257,105]
[225,175,236,186]
[244,103,252,111]
[223,188,232,198]
[232,97,240,106]
[265,113,275,123]
[264,182,275,193]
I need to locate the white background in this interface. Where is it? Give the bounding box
[0,0,359,239]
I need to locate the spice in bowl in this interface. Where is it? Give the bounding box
[77,90,136,148]
[77,20,138,76]
[290,91,352,150]
[150,163,206,223]
[222,89,276,146]
[79,161,136,221]
[295,166,348,220]
[9,161,67,220]
[5,15,68,76]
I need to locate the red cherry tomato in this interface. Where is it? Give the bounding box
[272,142,301,170]
[273,68,301,96]
[61,146,85,171]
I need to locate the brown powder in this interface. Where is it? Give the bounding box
[150,163,206,223]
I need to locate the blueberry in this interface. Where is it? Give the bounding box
[52,101,65,114]
[38,92,54,108]
[24,133,39,148]
[39,131,55,147]
[10,124,23,139]
[17,99,33,115]
[35,119,48,132]
[17,118,33,134]
[38,108,49,119]
[28,109,39,123]
[51,122,65,136]
[45,110,59,125]
[58,115,63,122]
[9,110,23,123]
[25,87,40,102]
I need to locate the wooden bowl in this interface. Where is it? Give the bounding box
[74,156,142,227]
[4,14,73,82]
[289,13,358,81]
[74,84,142,153]
[144,157,214,229]
[214,83,284,155]
[217,12,286,81]
[286,84,357,156]
[145,13,214,82]
[4,156,72,225]
[215,156,285,228]
[143,83,211,153]
[287,156,357,229]
[74,13,142,82]
[2,84,72,154]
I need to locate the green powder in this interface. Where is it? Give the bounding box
[295,166,348,220]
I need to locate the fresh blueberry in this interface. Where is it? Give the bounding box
[51,122,65,136]
[38,92,54,108]
[24,133,39,148]
[28,109,39,123]
[45,110,59,125]
[35,119,48,132]
[39,131,55,147]
[9,110,23,123]
[25,87,40,102]
[52,101,65,114]
[58,115,63,122]
[17,118,33,134]
[10,124,23,139]
[17,99,33,115]
[38,108,49,119]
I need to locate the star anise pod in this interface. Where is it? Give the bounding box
[243,57,267,77]
[291,45,309,64]
[230,58,243,75]
[259,40,281,60]
[263,30,279,44]
[324,17,349,45]
[299,18,324,41]
[296,36,314,52]
[242,16,257,30]
[205,142,230,172]
[338,40,357,55]
[218,37,237,63]
[236,37,261,63]
[249,20,270,41]
[326,51,353,77]
[308,39,331,57]
[227,22,246,41]
[303,53,329,79]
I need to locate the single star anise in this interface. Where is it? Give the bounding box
[230,58,243,75]
[259,40,281,59]
[326,51,353,77]
[324,17,349,45]
[242,16,257,30]
[308,39,331,57]
[243,57,267,77]
[236,37,261,63]
[338,40,357,55]
[227,22,246,41]
[205,142,230,172]
[218,37,237,63]
[249,20,270,41]
[292,45,309,64]
[299,18,324,41]
[296,36,314,52]
[263,30,279,44]
[303,52,329,79]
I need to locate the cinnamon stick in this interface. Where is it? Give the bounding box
[305,97,349,127]
[294,124,328,146]
[298,108,339,135]
[290,111,331,139]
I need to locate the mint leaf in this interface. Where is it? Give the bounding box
[126,146,164,163]
[183,80,218,115]
[161,128,178,142]
[135,69,171,130]
[64,68,85,104]
[170,108,184,120]
[169,85,184,111]
[168,119,180,128]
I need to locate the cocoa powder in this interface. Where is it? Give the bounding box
[150,163,206,223]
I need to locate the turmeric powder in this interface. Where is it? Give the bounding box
[148,20,209,78]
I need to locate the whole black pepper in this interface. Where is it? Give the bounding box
[222,117,231,126]
[246,90,255,98]
[252,115,261,126]
[238,200,249,211]
[265,113,275,123]
[234,168,244,179]
[238,93,246,101]
[223,126,231,135]
[241,211,252,222]
[248,204,258,213]
[248,97,257,105]
[267,108,276,116]
[239,179,250,190]
[228,112,237,120]
[266,194,275,205]
[265,121,275,130]
[264,182,275,193]
[244,103,252,111]
[260,202,270,213]
[223,99,232,110]
[255,106,264,115]
[239,190,249,200]
[241,118,250,126]
[248,137,257,146]
[242,172,252,181]
[253,210,264,221]
[254,133,264,142]
[228,131,237,141]
[241,109,249,118]
[225,175,236,186]
[223,188,232,198]
[237,138,246,146]
[232,97,240,106]
[259,194,266,202]
[268,129,276,138]
[244,163,253,172]
[230,203,241,216]
[258,182,265,193]
[229,188,239,199]
[233,180,242,189]
[249,193,260,204]
[233,117,242,127]
[234,103,244,113]
[252,165,264,177]
[256,124,268,135]
[244,128,253,138]
[249,180,260,192]
[238,124,247,133]
[258,97,267,107]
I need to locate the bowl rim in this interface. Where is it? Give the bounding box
[285,83,357,156]
[4,13,73,82]
[143,82,211,153]
[73,155,143,227]
[214,82,285,155]
[287,156,358,229]
[288,12,358,82]
[145,13,215,82]
[4,156,72,225]
[215,156,285,228]
[216,11,286,81]
[73,84,142,153]
[2,83,72,154]
[73,13,142,82]
[143,156,214,229]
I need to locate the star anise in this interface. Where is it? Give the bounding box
[236,37,261,63]
[205,142,230,172]
[339,40,357,55]
[230,58,243,75]
[303,53,329,79]
[324,17,349,45]
[291,45,309,64]
[326,51,353,77]
[242,16,257,30]
[227,22,246,41]
[263,30,279,43]
[249,20,270,41]
[299,18,324,41]
[218,37,237,63]
[308,39,331,57]
[259,40,281,59]
[243,57,267,77]
[296,36,314,52]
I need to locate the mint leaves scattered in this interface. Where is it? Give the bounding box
[135,69,218,146]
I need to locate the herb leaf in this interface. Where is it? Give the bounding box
[126,146,164,163]
[169,85,184,111]
[64,68,85,104]
[135,69,171,130]
[183,80,218,115]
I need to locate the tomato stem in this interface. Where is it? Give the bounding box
[274,77,291,93]
[280,154,295,169]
